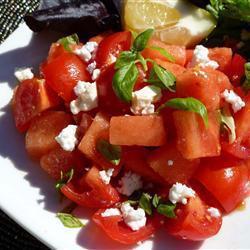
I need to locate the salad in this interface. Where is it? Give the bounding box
[11,0,250,246]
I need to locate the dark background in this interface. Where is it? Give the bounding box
[0,210,49,249]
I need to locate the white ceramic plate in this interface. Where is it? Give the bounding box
[0,23,250,250]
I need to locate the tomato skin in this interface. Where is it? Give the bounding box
[61,166,120,208]
[12,78,60,132]
[224,53,247,86]
[43,52,91,102]
[165,195,222,241]
[95,31,132,68]
[92,209,157,245]
[195,157,249,212]
[147,144,199,184]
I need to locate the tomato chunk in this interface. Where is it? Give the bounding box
[12,78,60,132]
[43,52,91,102]
[173,111,221,159]
[93,209,156,244]
[61,166,120,208]
[165,195,222,241]
[195,157,249,212]
[123,148,166,184]
[25,111,73,159]
[95,31,132,68]
[142,39,186,66]
[147,144,199,184]
[110,115,167,146]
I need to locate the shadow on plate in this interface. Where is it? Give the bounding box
[0,29,204,250]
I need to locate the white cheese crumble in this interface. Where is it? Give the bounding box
[101,208,121,217]
[87,61,96,75]
[117,172,143,196]
[221,89,245,113]
[14,68,34,82]
[99,168,114,185]
[74,42,98,62]
[167,160,174,166]
[169,182,195,205]
[92,68,101,81]
[70,81,98,114]
[130,85,162,115]
[225,168,234,178]
[207,207,221,218]
[55,125,78,152]
[121,203,146,231]
[189,45,219,69]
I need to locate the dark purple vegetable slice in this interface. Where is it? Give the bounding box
[24,0,122,40]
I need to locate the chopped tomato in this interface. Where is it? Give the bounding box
[78,113,93,137]
[176,68,221,111]
[123,148,166,184]
[154,59,186,77]
[109,115,167,146]
[93,209,156,244]
[165,195,222,241]
[195,157,249,212]
[97,64,130,114]
[12,78,60,132]
[185,49,193,66]
[147,144,199,184]
[25,111,73,159]
[61,166,120,208]
[142,39,186,66]
[224,53,247,86]
[173,111,221,159]
[43,52,91,102]
[95,31,132,68]
[208,47,232,73]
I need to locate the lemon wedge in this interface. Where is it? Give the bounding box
[123,0,216,47]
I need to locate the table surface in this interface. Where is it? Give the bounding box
[0,209,49,249]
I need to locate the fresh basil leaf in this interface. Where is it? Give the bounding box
[57,213,84,228]
[115,51,137,69]
[112,62,139,102]
[242,62,250,91]
[58,34,79,52]
[137,52,148,71]
[159,97,209,127]
[221,107,236,144]
[139,193,152,215]
[152,194,161,208]
[148,63,176,91]
[148,46,175,62]
[96,139,121,165]
[157,202,176,218]
[55,169,74,191]
[132,29,154,52]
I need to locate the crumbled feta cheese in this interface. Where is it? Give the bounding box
[87,61,96,75]
[241,29,250,41]
[92,68,101,81]
[70,81,98,114]
[99,168,114,185]
[84,41,98,54]
[221,89,245,113]
[110,54,117,63]
[55,125,78,152]
[101,208,121,217]
[14,68,34,82]
[117,172,143,196]
[130,86,162,115]
[167,160,174,166]
[225,168,234,178]
[169,182,195,205]
[189,45,219,69]
[207,207,221,218]
[74,46,92,62]
[121,203,146,231]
